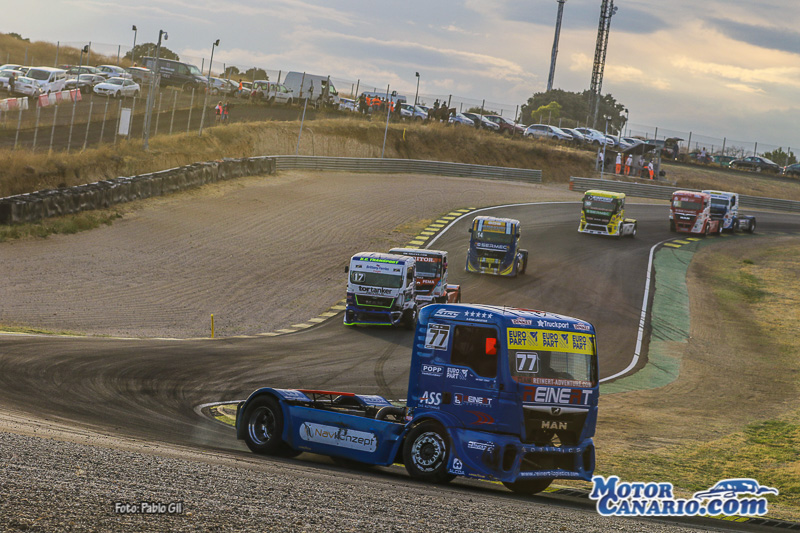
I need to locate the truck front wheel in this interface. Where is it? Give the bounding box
[502,478,553,495]
[243,396,289,455]
[403,422,456,484]
[403,306,417,330]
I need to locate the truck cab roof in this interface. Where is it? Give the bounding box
[584,189,626,201]
[350,252,414,265]
[419,303,595,335]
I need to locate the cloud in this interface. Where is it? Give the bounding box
[671,56,800,89]
[724,83,766,95]
[705,17,800,55]
[568,53,669,90]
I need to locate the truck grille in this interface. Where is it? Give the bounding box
[355,295,394,308]
[522,409,587,446]
[477,250,507,261]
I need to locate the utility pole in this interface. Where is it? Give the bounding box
[589,0,617,128]
[546,0,567,93]
[143,30,167,151]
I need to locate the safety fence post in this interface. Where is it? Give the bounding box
[99,97,109,144]
[169,90,177,135]
[154,91,162,137]
[187,88,195,133]
[13,103,23,150]
[49,103,59,153]
[32,103,41,151]
[83,98,93,151]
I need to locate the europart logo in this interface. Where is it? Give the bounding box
[590,476,778,517]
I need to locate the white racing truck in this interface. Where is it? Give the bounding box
[389,248,462,305]
[702,190,756,233]
[344,252,419,329]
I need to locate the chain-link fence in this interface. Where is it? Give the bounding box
[0,40,794,162]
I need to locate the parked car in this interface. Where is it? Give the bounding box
[606,135,635,150]
[26,67,68,94]
[207,77,235,95]
[400,103,428,121]
[126,66,153,86]
[65,65,104,77]
[713,155,736,167]
[65,73,105,94]
[95,65,132,79]
[575,127,614,146]
[729,156,780,173]
[485,115,525,135]
[448,112,475,126]
[8,75,43,98]
[251,80,294,105]
[558,128,585,144]
[781,163,800,177]
[524,123,572,141]
[93,77,140,98]
[462,112,500,131]
[339,97,357,112]
[0,68,24,91]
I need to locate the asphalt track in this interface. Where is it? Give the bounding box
[2,195,800,530]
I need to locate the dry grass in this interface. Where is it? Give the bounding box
[0,32,127,68]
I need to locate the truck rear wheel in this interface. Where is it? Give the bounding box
[403,306,417,330]
[403,422,456,484]
[502,478,553,495]
[747,218,756,233]
[243,396,290,455]
[520,250,528,274]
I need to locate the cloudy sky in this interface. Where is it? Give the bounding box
[6,0,800,151]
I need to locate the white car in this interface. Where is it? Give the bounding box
[524,124,572,141]
[94,77,140,98]
[575,127,614,146]
[339,97,357,112]
[400,103,428,120]
[95,65,132,79]
[9,75,43,98]
[251,80,294,105]
[448,112,474,126]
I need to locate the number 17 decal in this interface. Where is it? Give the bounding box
[425,324,451,350]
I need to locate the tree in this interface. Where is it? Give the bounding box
[465,106,499,115]
[224,66,240,79]
[124,43,180,63]
[530,101,562,123]
[242,67,268,81]
[519,89,627,132]
[7,32,30,42]
[762,147,796,166]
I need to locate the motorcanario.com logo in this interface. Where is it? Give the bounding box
[590,476,779,517]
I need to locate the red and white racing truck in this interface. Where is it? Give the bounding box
[669,190,722,236]
[390,248,461,304]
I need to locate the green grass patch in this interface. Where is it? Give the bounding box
[709,256,768,304]
[0,324,82,336]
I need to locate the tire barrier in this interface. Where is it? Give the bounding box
[0,156,276,225]
[273,156,543,184]
[569,176,800,213]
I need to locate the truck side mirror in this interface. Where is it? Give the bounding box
[485,338,497,356]
[515,232,520,238]
[468,228,473,234]
[344,266,349,273]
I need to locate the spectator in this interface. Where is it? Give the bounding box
[214,101,223,124]
[625,154,633,176]
[223,101,232,122]
[358,93,367,114]
[596,149,604,170]
[648,160,655,179]
[9,71,16,94]
[615,152,622,174]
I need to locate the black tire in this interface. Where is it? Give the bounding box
[456,291,462,303]
[520,250,528,274]
[502,478,553,495]
[669,220,676,232]
[703,223,709,238]
[630,222,637,238]
[747,218,756,234]
[403,306,417,330]
[133,90,139,98]
[403,422,456,483]
[242,396,287,455]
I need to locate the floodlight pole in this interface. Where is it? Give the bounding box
[143,29,167,151]
[199,39,219,136]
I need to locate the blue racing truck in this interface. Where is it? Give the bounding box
[236,304,598,494]
[465,216,528,277]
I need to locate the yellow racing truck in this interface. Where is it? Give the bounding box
[578,190,637,238]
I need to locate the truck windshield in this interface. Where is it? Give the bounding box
[414,261,441,277]
[509,349,594,388]
[673,199,703,210]
[474,230,514,245]
[350,271,403,289]
[709,199,728,215]
[583,198,619,214]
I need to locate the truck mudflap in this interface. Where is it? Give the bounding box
[445,427,595,482]
[466,257,516,276]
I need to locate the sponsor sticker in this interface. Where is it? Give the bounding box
[507,328,594,355]
[425,324,451,350]
[446,367,469,380]
[511,317,532,326]
[523,386,593,405]
[467,441,495,451]
[421,364,444,377]
[299,422,377,452]
[590,476,778,517]
[454,393,493,407]
[434,309,460,318]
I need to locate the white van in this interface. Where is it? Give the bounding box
[26,67,67,94]
[282,71,339,107]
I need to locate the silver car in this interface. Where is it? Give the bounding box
[93,77,141,98]
[524,124,572,141]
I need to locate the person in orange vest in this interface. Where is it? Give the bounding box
[615,152,622,174]
[214,101,223,124]
[223,101,231,122]
[648,160,655,179]
[238,79,243,97]
[624,154,632,176]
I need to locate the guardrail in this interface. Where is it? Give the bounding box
[569,177,800,213]
[273,156,543,184]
